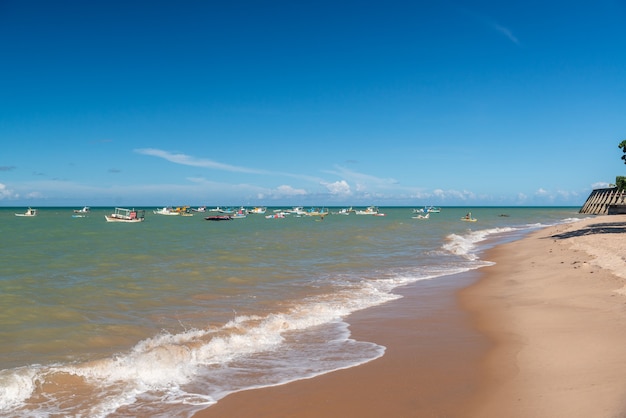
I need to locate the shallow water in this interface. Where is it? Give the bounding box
[0,206,584,417]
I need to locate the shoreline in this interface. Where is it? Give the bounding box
[195,271,487,418]
[194,215,626,417]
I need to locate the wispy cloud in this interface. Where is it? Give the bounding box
[135,148,326,184]
[0,166,16,171]
[491,23,520,45]
[135,148,270,174]
[456,6,521,46]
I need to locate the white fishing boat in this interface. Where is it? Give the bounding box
[333,207,353,215]
[15,207,37,217]
[286,206,306,216]
[153,207,179,215]
[73,206,90,214]
[249,207,267,214]
[216,207,236,214]
[413,206,441,214]
[412,213,430,220]
[105,207,145,223]
[355,206,380,215]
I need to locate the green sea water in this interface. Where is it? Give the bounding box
[0,206,585,417]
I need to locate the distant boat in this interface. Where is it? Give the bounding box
[333,207,353,215]
[216,207,236,214]
[231,208,248,219]
[105,208,145,223]
[153,207,180,216]
[355,206,380,215]
[249,207,267,214]
[15,207,37,217]
[73,206,90,214]
[412,213,430,220]
[204,215,233,221]
[413,206,440,214]
[192,206,207,212]
[286,207,306,216]
[304,207,329,217]
[461,212,477,222]
[265,212,286,219]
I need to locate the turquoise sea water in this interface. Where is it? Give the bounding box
[0,206,585,417]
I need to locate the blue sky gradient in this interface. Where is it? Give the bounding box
[1,1,625,207]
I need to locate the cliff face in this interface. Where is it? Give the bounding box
[580,187,626,214]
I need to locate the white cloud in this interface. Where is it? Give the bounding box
[0,183,19,200]
[535,188,549,196]
[25,191,44,199]
[430,188,475,201]
[323,180,352,195]
[135,148,268,174]
[323,165,398,193]
[275,185,307,196]
[592,181,612,189]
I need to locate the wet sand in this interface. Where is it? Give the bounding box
[195,272,488,418]
[194,215,626,418]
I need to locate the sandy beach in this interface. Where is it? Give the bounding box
[462,214,626,418]
[194,215,626,418]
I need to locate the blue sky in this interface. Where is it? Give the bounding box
[1,1,625,207]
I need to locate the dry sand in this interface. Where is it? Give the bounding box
[462,214,626,418]
[194,215,626,418]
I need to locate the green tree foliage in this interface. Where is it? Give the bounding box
[619,140,626,164]
[617,176,626,191]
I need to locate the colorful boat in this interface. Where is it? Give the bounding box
[105,208,145,223]
[266,212,286,219]
[304,207,329,217]
[204,215,232,221]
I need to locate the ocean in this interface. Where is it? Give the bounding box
[0,206,585,417]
